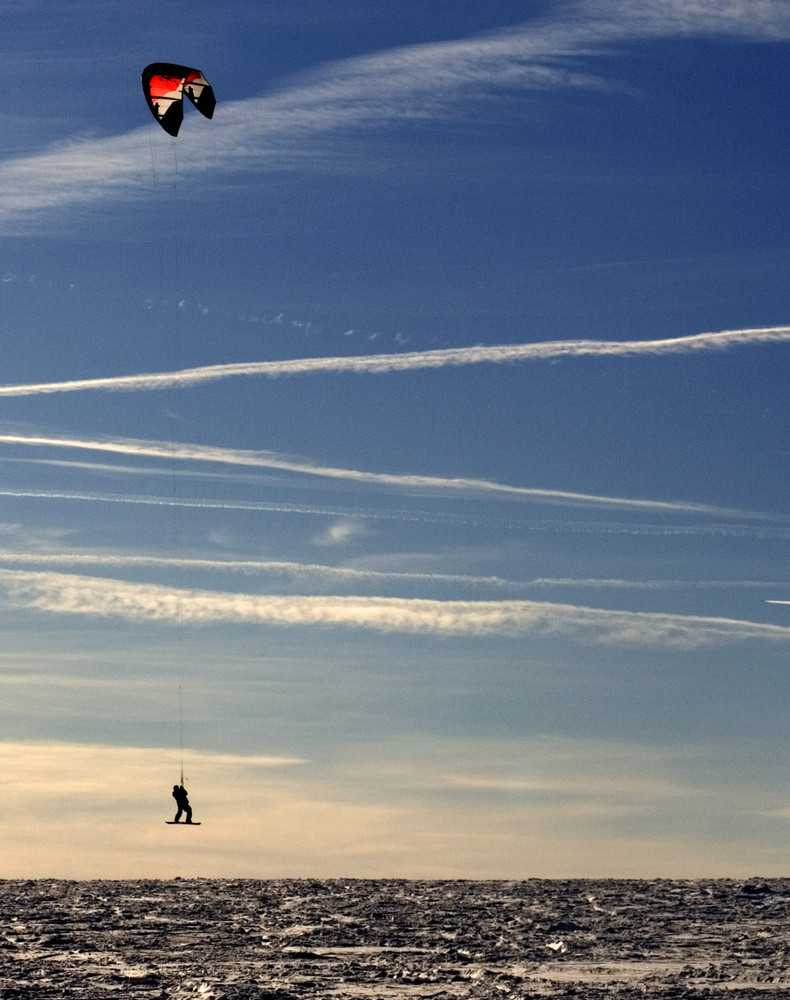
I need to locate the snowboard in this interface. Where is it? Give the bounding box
[165,821,201,825]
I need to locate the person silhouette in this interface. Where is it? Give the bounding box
[172,784,193,824]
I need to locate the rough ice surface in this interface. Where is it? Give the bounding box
[0,878,787,997]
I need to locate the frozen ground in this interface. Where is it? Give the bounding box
[0,878,789,998]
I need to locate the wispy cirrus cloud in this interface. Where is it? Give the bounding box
[2,0,790,231]
[586,0,790,40]
[0,327,788,397]
[1,568,788,646]
[0,427,772,519]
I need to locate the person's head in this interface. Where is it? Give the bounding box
[173,785,179,791]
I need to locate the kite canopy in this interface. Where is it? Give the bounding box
[142,63,215,136]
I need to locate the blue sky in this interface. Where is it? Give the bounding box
[1,0,790,877]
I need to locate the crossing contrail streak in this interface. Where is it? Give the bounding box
[0,327,788,397]
[0,486,379,518]
[0,550,528,590]
[0,430,767,517]
[0,550,783,594]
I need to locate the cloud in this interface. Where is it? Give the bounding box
[441,768,698,802]
[312,520,366,546]
[0,427,775,519]
[1,733,784,878]
[2,1,790,231]
[0,27,594,229]
[0,741,313,878]
[587,0,790,40]
[0,568,789,646]
[0,326,789,396]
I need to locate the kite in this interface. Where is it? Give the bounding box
[142,63,215,136]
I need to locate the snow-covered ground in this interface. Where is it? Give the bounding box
[0,878,786,997]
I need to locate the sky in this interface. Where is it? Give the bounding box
[1,0,790,879]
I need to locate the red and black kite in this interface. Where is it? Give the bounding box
[142,64,215,136]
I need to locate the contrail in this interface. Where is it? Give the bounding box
[0,551,780,593]
[0,486,386,519]
[0,550,528,590]
[7,485,786,538]
[0,429,768,517]
[0,327,788,397]
[2,568,790,646]
[0,484,523,529]
[536,577,790,590]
